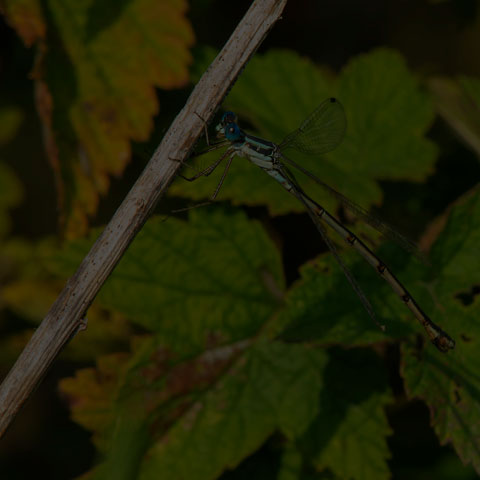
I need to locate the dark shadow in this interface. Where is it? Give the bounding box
[298,348,387,461]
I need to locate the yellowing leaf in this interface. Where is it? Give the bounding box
[59,353,130,448]
[138,342,326,480]
[66,340,327,480]
[4,0,194,237]
[0,237,62,320]
[2,278,58,321]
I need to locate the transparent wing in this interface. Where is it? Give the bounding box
[283,169,384,331]
[279,97,347,155]
[305,205,382,328]
[279,152,427,262]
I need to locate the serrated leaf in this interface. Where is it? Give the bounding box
[169,49,334,214]
[61,337,327,480]
[138,342,327,480]
[301,349,392,480]
[277,236,421,348]
[0,237,66,321]
[53,208,285,354]
[275,164,479,354]
[276,186,477,352]
[337,49,436,185]
[0,236,130,363]
[4,0,194,237]
[59,353,131,448]
[170,48,436,217]
[401,188,480,474]
[277,181,477,355]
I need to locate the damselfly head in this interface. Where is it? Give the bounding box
[216,111,238,137]
[224,122,243,142]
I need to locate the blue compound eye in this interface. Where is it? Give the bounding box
[224,122,242,141]
[221,111,237,126]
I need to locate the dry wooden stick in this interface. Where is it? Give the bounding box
[0,0,288,437]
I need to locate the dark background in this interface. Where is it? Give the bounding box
[0,1,479,478]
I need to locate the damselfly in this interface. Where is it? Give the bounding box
[182,98,455,352]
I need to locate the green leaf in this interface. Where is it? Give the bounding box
[0,235,132,362]
[4,0,194,237]
[337,49,436,186]
[301,349,392,480]
[275,168,480,355]
[277,188,478,359]
[277,250,392,348]
[170,48,436,216]
[276,188,480,356]
[53,208,285,354]
[401,188,480,475]
[61,337,327,480]
[276,224,434,348]
[91,411,150,480]
[1,237,67,322]
[138,341,327,480]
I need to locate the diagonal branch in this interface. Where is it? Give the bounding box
[0,0,288,437]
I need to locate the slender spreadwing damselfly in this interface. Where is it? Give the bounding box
[180,98,455,352]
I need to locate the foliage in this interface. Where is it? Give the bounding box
[170,48,436,215]
[54,187,479,480]
[2,0,194,237]
[1,2,480,480]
